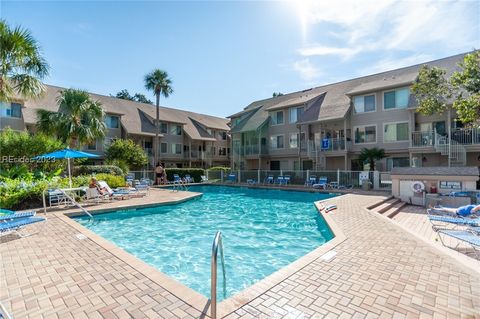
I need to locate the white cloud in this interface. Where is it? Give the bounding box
[291,58,322,83]
[364,53,434,75]
[295,0,478,59]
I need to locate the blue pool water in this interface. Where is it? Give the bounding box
[75,186,336,300]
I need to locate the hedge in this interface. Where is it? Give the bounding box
[165,168,205,183]
[74,165,124,176]
[207,166,230,172]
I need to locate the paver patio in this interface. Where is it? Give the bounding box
[1,192,479,318]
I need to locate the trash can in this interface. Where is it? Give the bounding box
[362,180,372,191]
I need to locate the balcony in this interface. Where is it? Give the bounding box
[307,138,350,153]
[411,128,480,148]
[411,131,435,147]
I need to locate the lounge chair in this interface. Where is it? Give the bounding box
[264,175,274,184]
[275,176,284,185]
[0,216,46,237]
[85,187,110,203]
[0,210,36,221]
[437,229,480,258]
[428,214,479,230]
[201,175,209,183]
[227,173,236,183]
[283,175,291,185]
[98,181,134,199]
[184,174,194,183]
[313,177,328,190]
[246,178,256,185]
[305,176,317,187]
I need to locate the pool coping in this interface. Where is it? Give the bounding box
[58,188,347,318]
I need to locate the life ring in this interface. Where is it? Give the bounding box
[411,181,425,193]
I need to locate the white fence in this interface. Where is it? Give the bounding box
[206,169,391,190]
[127,169,391,190]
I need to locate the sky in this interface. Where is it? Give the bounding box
[2,0,479,118]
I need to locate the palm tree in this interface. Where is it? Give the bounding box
[37,89,106,148]
[358,147,386,171]
[144,69,173,166]
[0,20,49,102]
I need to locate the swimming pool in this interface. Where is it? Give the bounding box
[75,186,337,300]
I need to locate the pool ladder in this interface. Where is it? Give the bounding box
[211,231,226,319]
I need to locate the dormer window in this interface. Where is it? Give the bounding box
[271,111,284,125]
[384,87,409,110]
[0,102,21,118]
[353,95,376,113]
[105,115,119,128]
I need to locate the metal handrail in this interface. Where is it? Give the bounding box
[0,301,13,319]
[43,188,93,220]
[211,231,226,319]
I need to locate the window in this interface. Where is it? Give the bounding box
[219,131,227,140]
[171,125,182,135]
[386,157,410,171]
[353,95,375,113]
[384,122,409,142]
[219,147,227,156]
[172,143,182,154]
[354,125,376,144]
[160,123,168,134]
[0,102,22,118]
[384,88,409,110]
[144,141,152,149]
[289,133,298,148]
[271,111,284,125]
[105,115,119,129]
[86,140,96,150]
[160,143,168,153]
[270,135,284,149]
[289,107,304,123]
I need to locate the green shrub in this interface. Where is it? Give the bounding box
[0,178,50,210]
[0,128,66,172]
[93,173,126,188]
[165,168,205,183]
[74,165,124,176]
[104,139,148,171]
[207,166,230,172]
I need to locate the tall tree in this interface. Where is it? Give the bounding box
[37,89,106,148]
[0,19,49,102]
[272,92,284,97]
[358,147,386,171]
[412,51,480,125]
[113,89,153,104]
[144,69,173,166]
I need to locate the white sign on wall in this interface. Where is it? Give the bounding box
[439,181,462,190]
[359,171,369,185]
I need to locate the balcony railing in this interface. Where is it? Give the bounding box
[451,128,480,145]
[411,128,480,147]
[307,138,350,152]
[411,131,435,147]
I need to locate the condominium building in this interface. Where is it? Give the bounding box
[229,52,480,172]
[0,85,231,168]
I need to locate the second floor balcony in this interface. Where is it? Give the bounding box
[411,128,480,148]
[308,138,351,153]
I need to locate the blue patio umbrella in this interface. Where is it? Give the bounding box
[33,148,99,188]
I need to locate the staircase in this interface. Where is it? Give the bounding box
[434,132,466,166]
[307,141,325,170]
[368,197,407,219]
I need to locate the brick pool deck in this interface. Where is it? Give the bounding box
[1,192,479,318]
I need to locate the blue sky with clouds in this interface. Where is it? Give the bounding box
[2,0,479,117]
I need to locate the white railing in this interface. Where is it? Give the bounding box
[411,131,435,147]
[451,128,480,145]
[215,169,391,190]
[434,131,466,166]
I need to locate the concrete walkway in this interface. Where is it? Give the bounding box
[1,193,479,318]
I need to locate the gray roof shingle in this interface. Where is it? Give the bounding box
[390,166,479,176]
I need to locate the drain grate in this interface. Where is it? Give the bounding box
[320,250,337,261]
[75,233,87,240]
